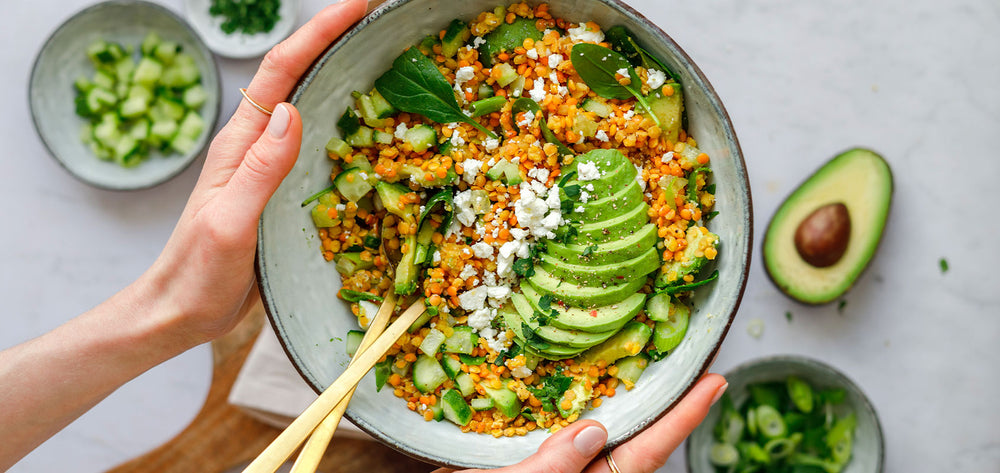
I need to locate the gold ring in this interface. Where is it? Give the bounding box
[606,452,622,473]
[239,87,273,116]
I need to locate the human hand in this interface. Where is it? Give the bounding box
[144,0,369,346]
[434,374,727,473]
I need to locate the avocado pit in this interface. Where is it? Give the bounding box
[794,202,851,267]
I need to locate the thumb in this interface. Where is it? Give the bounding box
[221,102,302,219]
[492,421,607,473]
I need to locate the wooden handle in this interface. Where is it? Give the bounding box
[242,301,427,473]
[289,290,398,473]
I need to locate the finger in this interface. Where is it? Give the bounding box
[600,373,726,473]
[237,0,368,129]
[472,420,607,473]
[213,103,302,235]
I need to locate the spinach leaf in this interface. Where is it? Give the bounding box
[418,188,455,231]
[510,98,574,156]
[604,25,680,83]
[570,43,661,127]
[374,47,497,139]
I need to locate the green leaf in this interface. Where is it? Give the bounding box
[528,370,573,412]
[301,184,337,207]
[569,43,660,127]
[604,25,680,83]
[510,97,574,156]
[520,323,551,351]
[338,289,384,303]
[374,48,497,138]
[939,257,949,273]
[657,270,719,296]
[538,294,555,311]
[581,244,599,257]
[418,187,455,231]
[512,258,535,277]
[558,170,577,188]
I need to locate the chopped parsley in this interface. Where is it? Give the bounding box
[521,323,551,351]
[528,369,573,412]
[837,300,847,313]
[939,258,949,273]
[785,311,793,323]
[512,258,536,277]
[581,244,599,257]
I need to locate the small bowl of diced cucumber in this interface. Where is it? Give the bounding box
[29,0,221,191]
[686,355,885,473]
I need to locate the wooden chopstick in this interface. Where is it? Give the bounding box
[242,299,427,473]
[288,289,398,473]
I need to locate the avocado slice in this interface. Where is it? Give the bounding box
[509,293,619,348]
[546,223,658,266]
[527,265,647,307]
[499,307,589,358]
[478,18,543,67]
[576,202,650,244]
[763,148,893,304]
[539,246,660,287]
[572,179,644,224]
[641,84,684,143]
[521,285,644,333]
[580,321,653,365]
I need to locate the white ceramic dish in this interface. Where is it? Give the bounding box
[257,0,752,468]
[29,0,221,191]
[184,0,299,59]
[686,355,885,473]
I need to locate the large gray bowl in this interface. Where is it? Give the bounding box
[686,355,885,473]
[29,0,221,191]
[257,0,752,468]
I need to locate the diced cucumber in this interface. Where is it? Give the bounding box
[93,114,121,146]
[441,355,463,379]
[128,119,150,141]
[342,155,373,172]
[493,63,519,87]
[470,397,494,411]
[133,57,163,87]
[428,402,444,421]
[412,354,448,393]
[345,330,365,357]
[443,326,478,355]
[399,163,458,187]
[346,126,375,148]
[390,354,411,377]
[154,98,187,122]
[153,41,181,65]
[454,372,476,397]
[441,19,471,58]
[92,70,115,90]
[374,181,415,218]
[485,159,521,185]
[573,113,598,138]
[408,311,434,333]
[374,130,394,145]
[404,124,437,153]
[370,88,396,118]
[581,97,612,118]
[182,85,208,109]
[325,136,352,158]
[354,93,389,128]
[85,87,118,114]
[114,58,135,84]
[482,386,522,418]
[394,233,419,295]
[309,191,340,227]
[419,328,447,355]
[477,83,495,100]
[170,135,198,155]
[160,53,200,88]
[119,96,149,119]
[150,119,179,147]
[337,107,361,136]
[645,292,672,323]
[140,32,162,56]
[333,168,375,202]
[86,40,123,65]
[334,252,374,276]
[652,299,690,353]
[440,389,473,426]
[358,300,380,329]
[613,353,649,389]
[112,135,142,167]
[374,358,391,392]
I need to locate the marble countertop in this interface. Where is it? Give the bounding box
[3,0,998,471]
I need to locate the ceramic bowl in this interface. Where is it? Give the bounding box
[184,0,300,58]
[29,0,221,191]
[686,355,885,473]
[257,0,752,468]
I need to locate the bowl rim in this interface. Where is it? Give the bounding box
[684,354,886,473]
[256,0,753,467]
[27,0,222,192]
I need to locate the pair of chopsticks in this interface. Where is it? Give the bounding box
[242,288,425,473]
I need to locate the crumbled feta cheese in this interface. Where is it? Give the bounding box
[575,206,585,213]
[482,270,498,286]
[454,66,475,89]
[578,161,601,181]
[511,365,533,378]
[484,138,500,151]
[622,109,635,120]
[529,78,547,102]
[545,185,562,210]
[584,183,594,192]
[661,151,675,164]
[510,228,529,240]
[462,158,482,185]
[335,203,347,211]
[580,191,590,203]
[547,54,563,69]
[595,129,610,142]
[471,241,494,258]
[635,164,647,191]
[527,167,550,183]
[568,22,604,43]
[646,69,667,89]
[526,48,539,60]
[616,67,630,78]
[450,132,466,147]
[472,36,486,48]
[453,190,478,227]
[432,250,442,263]
[459,265,478,281]
[394,122,408,140]
[517,110,535,128]
[459,286,489,311]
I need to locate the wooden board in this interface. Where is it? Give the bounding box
[105,300,433,473]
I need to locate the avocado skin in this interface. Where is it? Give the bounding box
[762,148,893,305]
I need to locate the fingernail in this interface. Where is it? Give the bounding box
[573,425,607,457]
[267,103,291,139]
[711,382,729,406]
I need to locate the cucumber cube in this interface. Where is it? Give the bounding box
[412,355,448,394]
[182,85,208,109]
[133,57,163,87]
[325,137,352,158]
[440,389,473,426]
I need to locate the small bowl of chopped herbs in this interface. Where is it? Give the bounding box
[184,0,299,58]
[686,355,885,473]
[29,0,221,190]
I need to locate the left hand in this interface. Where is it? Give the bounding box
[145,0,369,346]
[434,373,728,473]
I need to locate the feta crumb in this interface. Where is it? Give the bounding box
[616,67,630,78]
[454,66,476,89]
[459,265,478,281]
[472,36,486,48]
[432,250,442,263]
[529,78,547,103]
[661,151,675,164]
[466,306,493,330]
[545,185,562,210]
[635,164,647,191]
[580,191,590,203]
[647,69,667,89]
[547,54,563,69]
[454,190,478,227]
[595,130,610,142]
[394,122,408,140]
[462,158,482,185]
[527,167,550,183]
[484,138,500,151]
[568,22,604,43]
[450,132,466,147]
[517,110,535,128]
[471,241,494,258]
[335,203,347,211]
[459,286,489,311]
[511,365,532,378]
[575,206,585,213]
[527,48,539,60]
[578,161,601,181]
[622,109,635,120]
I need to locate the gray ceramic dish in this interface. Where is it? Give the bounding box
[256,0,752,468]
[686,355,885,473]
[29,0,221,191]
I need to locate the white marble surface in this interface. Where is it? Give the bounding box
[2,0,997,472]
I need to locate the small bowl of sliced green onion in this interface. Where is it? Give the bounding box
[686,355,884,473]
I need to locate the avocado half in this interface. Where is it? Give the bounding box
[763,148,893,304]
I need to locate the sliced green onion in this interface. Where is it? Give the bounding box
[755,405,787,439]
[708,442,740,467]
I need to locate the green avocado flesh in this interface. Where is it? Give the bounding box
[763,148,893,304]
[504,149,660,361]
